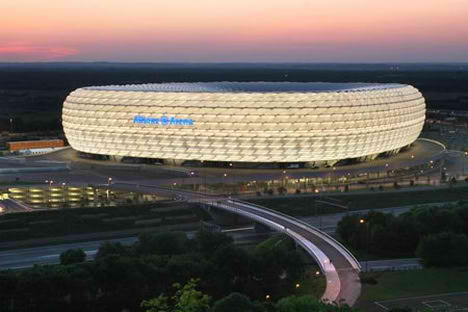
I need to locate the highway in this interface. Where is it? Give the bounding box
[0,231,271,270]
[0,238,420,272]
[0,237,137,270]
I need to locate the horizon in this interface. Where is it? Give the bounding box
[2,0,468,63]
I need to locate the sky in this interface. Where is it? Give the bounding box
[1,0,468,62]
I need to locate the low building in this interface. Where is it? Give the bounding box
[7,139,64,152]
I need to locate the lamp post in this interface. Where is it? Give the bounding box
[62,182,66,207]
[360,218,369,272]
[463,152,467,175]
[223,173,227,195]
[45,180,53,208]
[313,189,322,229]
[190,171,195,191]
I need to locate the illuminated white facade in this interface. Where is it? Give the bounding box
[62,82,426,164]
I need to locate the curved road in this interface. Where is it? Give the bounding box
[112,183,362,305]
[219,199,361,305]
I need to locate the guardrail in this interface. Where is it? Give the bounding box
[234,199,361,271]
[212,200,328,271]
[418,137,447,151]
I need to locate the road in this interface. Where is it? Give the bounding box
[221,199,361,305]
[360,258,422,272]
[0,231,271,270]
[0,237,137,270]
[0,198,33,213]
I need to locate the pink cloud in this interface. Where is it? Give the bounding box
[0,43,78,61]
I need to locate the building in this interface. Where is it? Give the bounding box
[7,139,64,154]
[62,82,426,167]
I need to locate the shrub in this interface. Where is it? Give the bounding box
[416,232,468,267]
[60,248,86,265]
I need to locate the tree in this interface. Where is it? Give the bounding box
[411,206,462,236]
[60,248,86,265]
[136,232,188,256]
[141,278,211,312]
[336,215,360,247]
[193,230,233,256]
[276,295,356,312]
[212,292,256,312]
[95,241,132,261]
[371,215,420,257]
[416,232,468,267]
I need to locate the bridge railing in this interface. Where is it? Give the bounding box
[111,183,360,270]
[210,200,329,273]
[233,199,361,271]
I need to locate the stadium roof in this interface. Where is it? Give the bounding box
[85,82,405,93]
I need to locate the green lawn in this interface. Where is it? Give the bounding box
[359,268,468,302]
[247,186,468,217]
[255,233,295,252]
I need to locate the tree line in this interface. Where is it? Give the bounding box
[0,230,324,312]
[337,201,468,266]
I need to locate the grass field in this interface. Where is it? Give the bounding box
[359,268,468,303]
[247,186,468,217]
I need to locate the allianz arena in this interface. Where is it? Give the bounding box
[62,82,426,167]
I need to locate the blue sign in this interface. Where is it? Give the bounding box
[133,115,194,126]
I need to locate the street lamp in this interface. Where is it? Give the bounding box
[223,173,227,195]
[45,180,53,208]
[360,218,369,272]
[314,189,322,229]
[62,182,66,205]
[189,171,195,191]
[463,152,468,175]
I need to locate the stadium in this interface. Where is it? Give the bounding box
[62,82,426,168]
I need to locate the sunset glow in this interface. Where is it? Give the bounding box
[1,0,467,62]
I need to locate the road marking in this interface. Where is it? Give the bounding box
[374,301,389,310]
